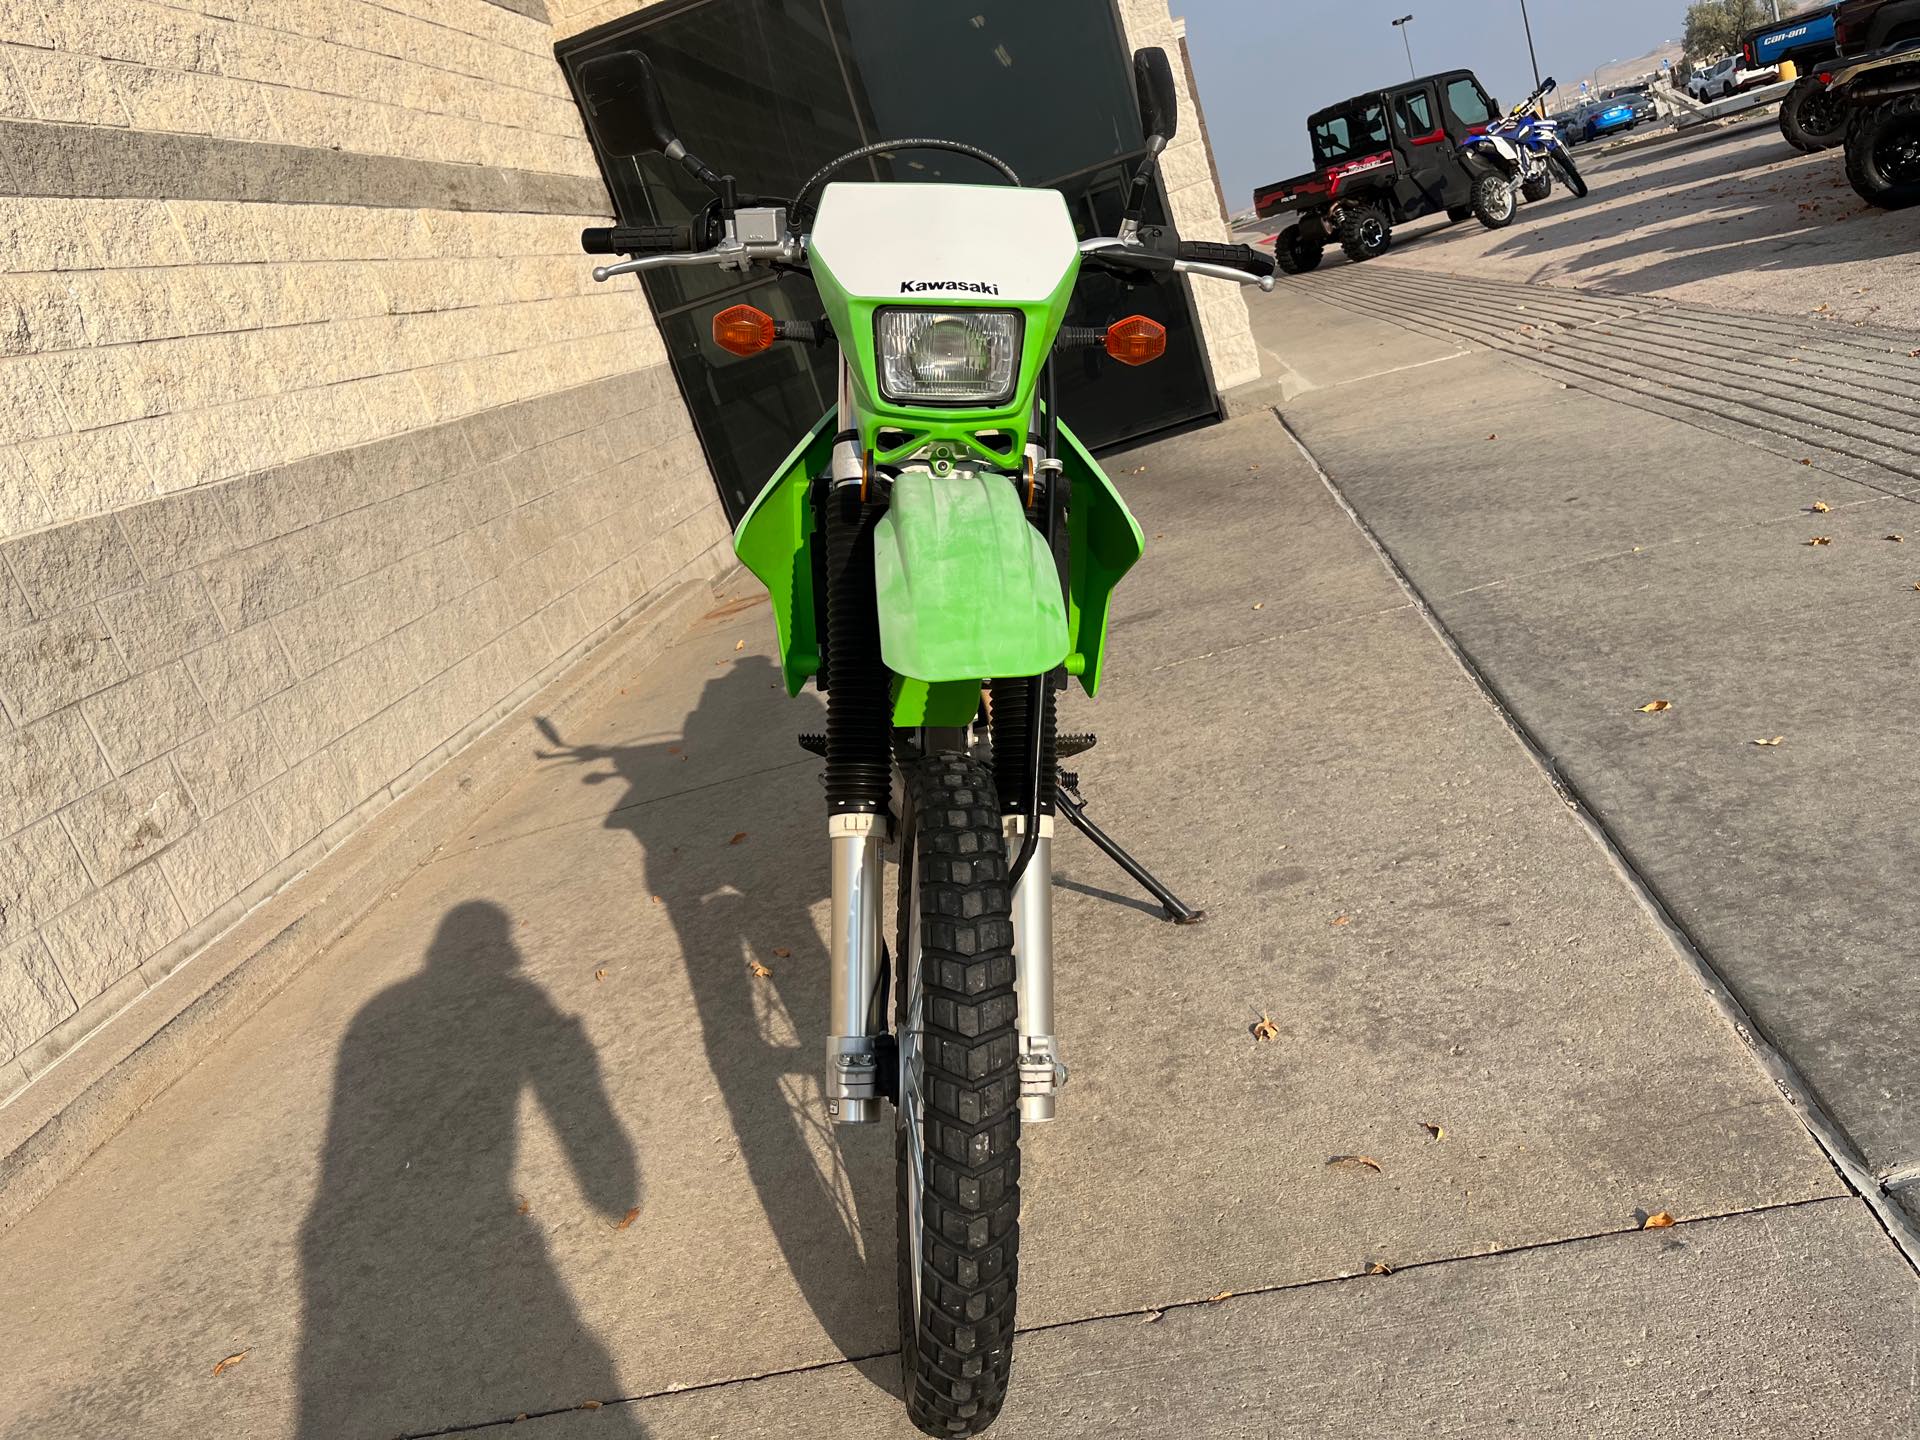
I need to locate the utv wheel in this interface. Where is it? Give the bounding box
[1276,225,1324,274]
[1446,204,1475,223]
[1471,172,1518,229]
[1548,148,1589,199]
[1337,204,1392,263]
[1780,74,1847,152]
[896,751,1021,1438]
[1521,171,1553,203]
[1846,96,1920,209]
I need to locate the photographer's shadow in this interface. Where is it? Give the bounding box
[296,900,647,1437]
[538,653,896,1377]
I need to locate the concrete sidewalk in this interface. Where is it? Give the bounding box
[0,385,1911,1435]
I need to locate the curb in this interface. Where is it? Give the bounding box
[0,573,723,1233]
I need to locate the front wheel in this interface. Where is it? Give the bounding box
[1276,224,1325,274]
[1337,203,1392,262]
[1471,172,1518,229]
[1549,146,1589,199]
[1846,96,1920,209]
[896,751,1021,1437]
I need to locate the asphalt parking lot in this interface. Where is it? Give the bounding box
[1269,116,1920,328]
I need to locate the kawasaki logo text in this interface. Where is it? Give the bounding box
[900,280,1000,294]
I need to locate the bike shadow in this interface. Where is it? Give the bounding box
[537,653,900,1395]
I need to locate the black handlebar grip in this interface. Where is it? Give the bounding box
[1174,240,1276,277]
[579,224,695,255]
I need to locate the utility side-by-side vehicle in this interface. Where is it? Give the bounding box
[1254,69,1525,272]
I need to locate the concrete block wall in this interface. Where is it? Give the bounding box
[0,0,732,1103]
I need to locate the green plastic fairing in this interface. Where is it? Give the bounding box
[732,408,835,695]
[873,471,1068,684]
[1056,416,1144,696]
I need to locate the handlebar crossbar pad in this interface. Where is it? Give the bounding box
[1174,240,1276,277]
[579,224,694,255]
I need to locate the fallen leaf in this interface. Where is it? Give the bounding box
[1908,348,1920,359]
[1327,1154,1383,1174]
[594,968,608,982]
[1809,500,1831,512]
[667,746,681,754]
[1421,1122,1445,1141]
[1799,458,1814,466]
[1888,535,1906,543]
[212,1352,248,1377]
[728,831,748,845]
[734,640,745,651]
[616,1207,640,1231]
[1332,914,1352,927]
[1252,602,1264,610]
[1635,700,1671,713]
[578,1400,604,1411]
[1367,1260,1395,1276]
[650,895,663,905]
[1487,433,1499,441]
[1141,1309,1165,1324]
[772,947,791,958]
[1805,536,1831,546]
[1252,1013,1279,1042]
[1751,736,1784,747]
[1207,1290,1235,1303]
[749,960,773,978]
[1642,1210,1677,1229]
[516,1196,532,1215]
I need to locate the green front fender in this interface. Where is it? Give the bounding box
[874,471,1069,685]
[732,407,1145,711]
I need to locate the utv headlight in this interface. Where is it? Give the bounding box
[875,309,1022,405]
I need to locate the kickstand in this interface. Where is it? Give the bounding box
[1055,767,1206,925]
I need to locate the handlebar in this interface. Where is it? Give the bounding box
[1079,236,1276,291]
[1174,240,1276,279]
[580,224,694,255]
[578,213,1274,293]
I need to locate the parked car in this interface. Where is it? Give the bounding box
[1690,53,1781,100]
[1254,69,1511,270]
[1827,40,1920,205]
[1752,5,1848,149]
[1581,95,1641,142]
[1834,0,1920,55]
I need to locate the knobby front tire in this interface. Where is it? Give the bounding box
[1549,148,1589,199]
[895,751,1022,1437]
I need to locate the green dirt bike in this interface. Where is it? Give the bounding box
[578,46,1272,1436]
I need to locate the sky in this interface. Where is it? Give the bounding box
[1179,0,1698,209]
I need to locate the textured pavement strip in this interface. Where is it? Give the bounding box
[1294,268,1920,491]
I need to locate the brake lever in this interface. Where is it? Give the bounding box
[1176,259,1276,292]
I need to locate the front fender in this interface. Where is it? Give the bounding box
[873,472,1069,684]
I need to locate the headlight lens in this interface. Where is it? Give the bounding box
[875,309,1022,405]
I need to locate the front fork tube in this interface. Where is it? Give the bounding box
[1005,814,1066,1122]
[825,812,887,1124]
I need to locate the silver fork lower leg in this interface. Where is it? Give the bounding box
[826,812,887,1124]
[1006,815,1066,1122]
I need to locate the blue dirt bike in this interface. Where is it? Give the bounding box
[1459,77,1589,229]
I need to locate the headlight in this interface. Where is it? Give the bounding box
[875,309,1022,405]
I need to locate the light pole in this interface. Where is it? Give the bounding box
[1519,0,1542,91]
[1392,14,1416,80]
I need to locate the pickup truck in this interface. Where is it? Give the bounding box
[1752,5,1848,148]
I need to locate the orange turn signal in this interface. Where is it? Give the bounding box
[1104,315,1167,366]
[713,304,776,357]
